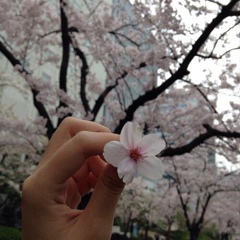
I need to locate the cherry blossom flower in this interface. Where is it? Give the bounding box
[103,121,166,184]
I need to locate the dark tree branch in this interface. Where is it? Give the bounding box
[197,20,240,59]
[38,26,78,39]
[162,124,240,157]
[59,0,70,93]
[181,79,230,132]
[57,0,71,126]
[114,0,239,133]
[109,31,141,47]
[196,193,212,227]
[65,25,93,115]
[176,185,191,229]
[0,34,13,52]
[0,41,55,139]
[91,60,151,119]
[206,0,224,7]
[38,29,61,38]
[229,10,240,16]
[171,159,191,229]
[74,46,90,114]
[91,71,128,121]
[197,46,240,59]
[69,37,90,114]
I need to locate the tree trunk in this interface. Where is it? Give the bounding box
[221,233,230,240]
[166,220,173,240]
[123,213,132,237]
[189,228,200,240]
[144,220,149,240]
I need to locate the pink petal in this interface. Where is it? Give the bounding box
[138,134,166,156]
[120,121,142,150]
[103,141,129,167]
[117,157,137,184]
[137,156,164,180]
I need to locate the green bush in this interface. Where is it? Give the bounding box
[171,230,189,240]
[130,237,153,240]
[0,225,21,240]
[170,228,218,240]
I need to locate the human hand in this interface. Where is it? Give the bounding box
[22,117,125,240]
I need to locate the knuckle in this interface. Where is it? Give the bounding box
[70,131,92,157]
[101,167,125,197]
[22,176,34,202]
[60,116,76,127]
[72,131,90,145]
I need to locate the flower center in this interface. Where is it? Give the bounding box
[129,148,142,161]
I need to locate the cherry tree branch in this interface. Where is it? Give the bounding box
[59,24,91,115]
[206,0,224,7]
[196,193,211,228]
[229,10,240,16]
[176,186,191,229]
[69,36,90,115]
[196,20,240,59]
[181,79,230,132]
[91,71,127,120]
[162,124,240,157]
[38,26,78,39]
[57,0,71,126]
[114,0,239,133]
[0,41,54,139]
[52,24,91,115]
[109,31,141,47]
[197,46,240,59]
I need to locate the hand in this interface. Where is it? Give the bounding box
[22,117,125,240]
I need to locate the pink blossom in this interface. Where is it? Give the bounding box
[103,121,165,184]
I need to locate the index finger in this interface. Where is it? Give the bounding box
[40,117,110,165]
[37,131,119,184]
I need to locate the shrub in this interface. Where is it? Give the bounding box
[0,225,21,240]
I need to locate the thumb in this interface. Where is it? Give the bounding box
[84,164,125,224]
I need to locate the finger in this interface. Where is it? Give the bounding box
[73,156,106,183]
[40,117,110,165]
[73,157,106,200]
[36,131,119,184]
[66,174,98,208]
[78,174,98,197]
[83,164,125,226]
[65,178,81,208]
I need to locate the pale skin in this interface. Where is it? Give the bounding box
[22,117,125,240]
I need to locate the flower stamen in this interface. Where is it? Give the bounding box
[129,148,141,161]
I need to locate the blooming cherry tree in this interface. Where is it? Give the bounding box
[163,153,240,240]
[0,113,47,186]
[115,177,160,238]
[0,0,239,198]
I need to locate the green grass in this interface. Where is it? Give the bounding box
[0,225,21,240]
[170,229,218,240]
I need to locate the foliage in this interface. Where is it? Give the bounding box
[0,184,21,227]
[171,227,218,240]
[171,230,189,240]
[175,211,187,230]
[0,225,21,240]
